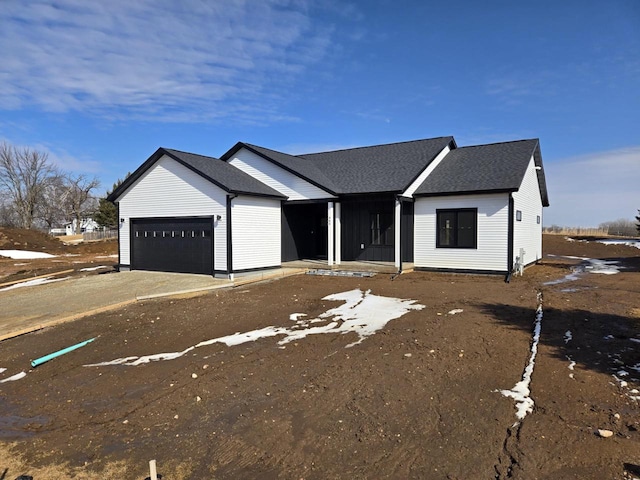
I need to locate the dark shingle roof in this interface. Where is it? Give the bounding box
[300,137,455,194]
[108,148,285,202]
[414,139,549,206]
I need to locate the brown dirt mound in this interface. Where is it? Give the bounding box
[0,227,116,256]
[0,227,69,253]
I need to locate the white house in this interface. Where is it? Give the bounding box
[108,137,549,279]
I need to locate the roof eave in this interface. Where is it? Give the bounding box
[413,187,517,198]
[107,147,167,202]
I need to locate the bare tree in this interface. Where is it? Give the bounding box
[0,142,58,229]
[598,218,637,237]
[37,174,68,230]
[61,174,101,234]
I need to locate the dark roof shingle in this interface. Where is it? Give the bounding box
[108,148,285,202]
[414,139,549,206]
[300,137,455,194]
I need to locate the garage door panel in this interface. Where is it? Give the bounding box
[131,218,213,275]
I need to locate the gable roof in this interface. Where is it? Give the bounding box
[221,137,455,195]
[300,137,455,194]
[221,142,340,195]
[108,148,286,202]
[413,139,549,206]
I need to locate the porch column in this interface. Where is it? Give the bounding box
[335,202,341,265]
[327,201,334,266]
[394,198,401,270]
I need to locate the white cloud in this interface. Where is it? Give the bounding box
[544,146,640,227]
[0,0,334,123]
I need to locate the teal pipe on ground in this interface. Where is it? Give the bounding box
[31,338,96,368]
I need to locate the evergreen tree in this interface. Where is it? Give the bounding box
[94,176,128,229]
[636,209,640,235]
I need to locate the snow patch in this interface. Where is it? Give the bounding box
[86,289,425,367]
[499,302,543,421]
[595,239,640,249]
[564,330,572,344]
[0,371,27,383]
[0,250,55,259]
[79,265,110,272]
[0,368,6,374]
[447,309,464,315]
[544,257,621,285]
[0,276,69,292]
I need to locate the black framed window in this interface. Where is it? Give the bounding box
[436,208,477,248]
[370,212,393,246]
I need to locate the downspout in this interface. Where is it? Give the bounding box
[505,194,515,283]
[116,202,121,271]
[398,197,403,275]
[226,194,237,280]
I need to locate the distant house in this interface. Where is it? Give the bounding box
[65,218,99,235]
[108,137,548,278]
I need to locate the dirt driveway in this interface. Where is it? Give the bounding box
[0,236,638,479]
[1,268,307,341]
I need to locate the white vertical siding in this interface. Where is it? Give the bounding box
[229,148,335,201]
[117,155,228,271]
[231,196,281,270]
[401,145,451,198]
[512,156,543,266]
[414,194,510,272]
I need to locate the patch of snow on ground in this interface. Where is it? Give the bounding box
[499,301,543,421]
[86,289,425,367]
[0,276,70,292]
[564,330,572,344]
[0,250,55,259]
[595,238,640,249]
[289,313,307,321]
[0,371,27,383]
[631,338,640,344]
[0,368,6,374]
[79,265,110,272]
[448,309,464,315]
[544,257,621,285]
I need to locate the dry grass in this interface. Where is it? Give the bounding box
[0,443,195,480]
[543,227,609,236]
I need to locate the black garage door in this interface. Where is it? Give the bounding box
[131,218,213,275]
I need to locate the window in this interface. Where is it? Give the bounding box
[436,209,477,248]
[516,210,522,221]
[370,212,393,246]
[537,215,541,225]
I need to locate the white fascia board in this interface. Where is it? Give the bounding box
[401,145,451,198]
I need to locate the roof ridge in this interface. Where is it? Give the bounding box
[298,136,454,156]
[162,147,219,161]
[457,138,538,149]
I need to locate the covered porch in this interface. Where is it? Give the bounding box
[280,195,414,271]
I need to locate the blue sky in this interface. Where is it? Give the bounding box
[1,0,638,227]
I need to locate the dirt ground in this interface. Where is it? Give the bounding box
[0,227,117,285]
[0,234,639,479]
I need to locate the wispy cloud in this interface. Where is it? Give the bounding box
[0,0,335,123]
[544,146,640,227]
